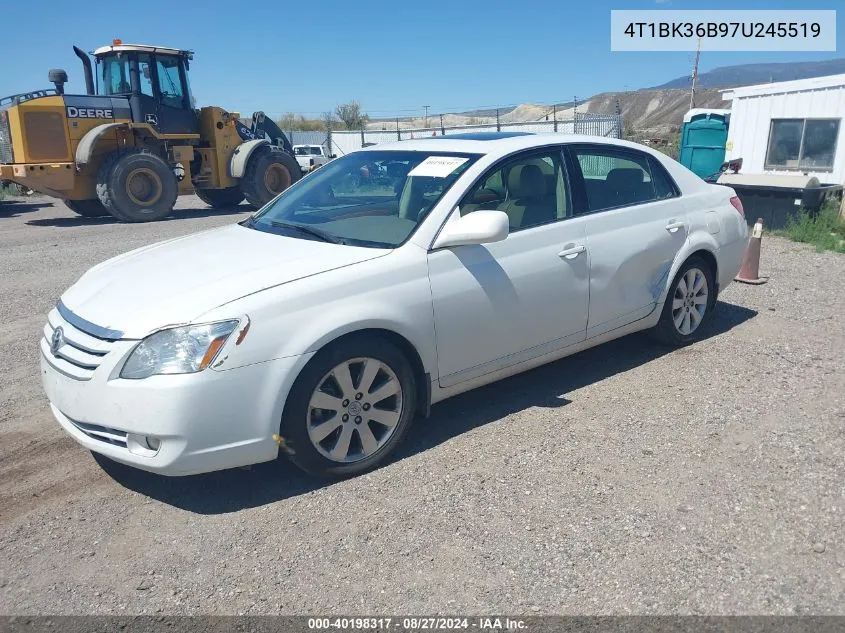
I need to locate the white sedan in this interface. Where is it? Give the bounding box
[40,133,749,477]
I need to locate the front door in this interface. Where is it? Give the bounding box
[567,144,689,337]
[135,54,160,129]
[427,148,590,388]
[151,55,198,135]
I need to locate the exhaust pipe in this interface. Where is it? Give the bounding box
[72,46,95,95]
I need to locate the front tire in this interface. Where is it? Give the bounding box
[65,199,110,217]
[97,149,178,223]
[240,147,301,209]
[652,256,715,346]
[281,335,417,478]
[195,186,245,208]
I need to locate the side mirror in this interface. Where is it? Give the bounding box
[432,210,509,249]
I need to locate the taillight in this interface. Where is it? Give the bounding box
[729,196,744,217]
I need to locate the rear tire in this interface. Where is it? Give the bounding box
[651,256,715,347]
[195,186,245,208]
[65,199,110,217]
[280,335,417,478]
[240,147,300,209]
[97,149,178,223]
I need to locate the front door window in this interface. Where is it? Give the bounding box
[100,55,131,96]
[138,54,155,98]
[156,57,186,109]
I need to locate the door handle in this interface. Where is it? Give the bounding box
[558,244,586,259]
[665,220,686,233]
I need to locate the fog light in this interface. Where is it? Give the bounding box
[144,436,161,451]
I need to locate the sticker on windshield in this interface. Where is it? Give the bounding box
[408,156,469,178]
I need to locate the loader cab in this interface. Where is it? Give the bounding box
[93,42,199,135]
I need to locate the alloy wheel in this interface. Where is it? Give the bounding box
[306,357,403,463]
[672,267,708,336]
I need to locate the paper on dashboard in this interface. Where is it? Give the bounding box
[408,156,469,178]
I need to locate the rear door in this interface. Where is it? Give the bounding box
[566,144,687,337]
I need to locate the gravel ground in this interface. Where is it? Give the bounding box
[0,195,843,615]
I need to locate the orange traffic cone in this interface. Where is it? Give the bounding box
[735,217,768,284]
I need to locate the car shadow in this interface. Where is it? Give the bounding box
[96,300,757,514]
[0,200,54,217]
[24,204,251,227]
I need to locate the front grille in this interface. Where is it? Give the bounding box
[68,418,128,448]
[0,108,13,164]
[41,303,119,381]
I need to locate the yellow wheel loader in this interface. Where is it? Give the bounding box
[0,40,301,222]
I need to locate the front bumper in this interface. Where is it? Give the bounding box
[40,308,313,476]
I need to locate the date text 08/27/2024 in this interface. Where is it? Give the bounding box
[307,617,527,631]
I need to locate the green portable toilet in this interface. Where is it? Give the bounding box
[679,109,731,180]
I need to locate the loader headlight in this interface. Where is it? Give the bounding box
[120,320,240,379]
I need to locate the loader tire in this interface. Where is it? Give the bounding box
[97,149,178,223]
[240,147,300,209]
[195,186,245,208]
[65,199,110,218]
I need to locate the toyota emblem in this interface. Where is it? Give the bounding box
[51,327,64,356]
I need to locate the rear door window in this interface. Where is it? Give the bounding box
[569,146,675,212]
[648,156,680,199]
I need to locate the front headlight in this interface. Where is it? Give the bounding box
[120,320,240,379]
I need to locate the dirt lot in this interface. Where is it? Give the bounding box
[0,195,843,615]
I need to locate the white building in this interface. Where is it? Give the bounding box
[722,74,845,184]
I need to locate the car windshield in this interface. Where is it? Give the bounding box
[246,150,480,248]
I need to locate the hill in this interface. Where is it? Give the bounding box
[582,88,724,134]
[366,57,844,136]
[367,89,724,135]
[654,58,845,89]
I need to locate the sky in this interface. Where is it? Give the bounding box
[1,0,841,119]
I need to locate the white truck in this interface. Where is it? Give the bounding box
[293,145,330,173]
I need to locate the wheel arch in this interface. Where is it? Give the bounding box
[75,123,129,167]
[230,139,269,179]
[294,327,431,420]
[659,235,721,306]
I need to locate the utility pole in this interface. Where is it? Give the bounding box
[689,37,701,110]
[573,95,578,116]
[423,105,430,128]
[440,113,445,136]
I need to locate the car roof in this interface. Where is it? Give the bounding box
[359,133,655,156]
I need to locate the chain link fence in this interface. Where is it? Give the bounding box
[280,113,622,158]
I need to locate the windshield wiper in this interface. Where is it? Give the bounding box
[268,220,343,244]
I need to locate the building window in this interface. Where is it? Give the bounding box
[765,118,840,171]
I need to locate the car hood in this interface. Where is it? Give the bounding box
[61,224,388,339]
